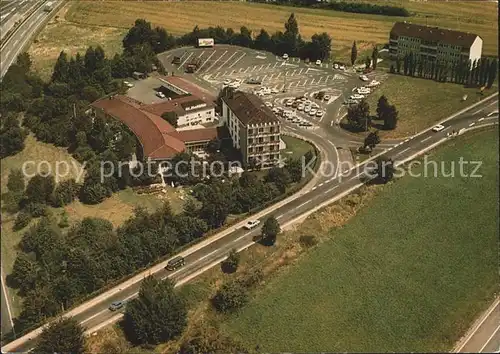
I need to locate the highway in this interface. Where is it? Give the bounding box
[2,93,497,353]
[0,0,58,78]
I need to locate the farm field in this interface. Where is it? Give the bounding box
[28,0,497,75]
[223,127,499,352]
[363,75,497,139]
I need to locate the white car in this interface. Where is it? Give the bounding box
[265,102,273,108]
[304,106,311,113]
[333,63,339,69]
[297,104,304,111]
[262,88,271,95]
[339,65,345,70]
[311,102,319,109]
[285,100,293,107]
[271,88,279,94]
[243,220,260,230]
[282,53,289,60]
[123,81,134,88]
[432,124,446,132]
[316,110,324,117]
[156,91,166,99]
[368,80,380,87]
[272,107,279,113]
[324,95,331,101]
[357,88,371,94]
[316,60,321,65]
[229,82,240,88]
[359,75,369,81]
[350,94,365,100]
[309,109,317,116]
[223,78,232,86]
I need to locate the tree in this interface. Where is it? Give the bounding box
[254,29,272,51]
[261,216,280,245]
[16,52,32,72]
[212,280,248,312]
[374,157,395,184]
[221,249,240,274]
[7,168,25,193]
[384,104,399,130]
[161,111,178,127]
[52,51,70,83]
[363,130,380,150]
[13,211,32,231]
[285,157,303,183]
[351,41,357,66]
[34,317,86,354]
[52,179,79,207]
[376,95,389,121]
[123,276,187,345]
[371,46,379,69]
[487,59,498,88]
[24,174,56,205]
[265,167,290,193]
[310,32,332,61]
[347,100,371,131]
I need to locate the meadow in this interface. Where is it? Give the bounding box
[223,127,499,352]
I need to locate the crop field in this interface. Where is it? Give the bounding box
[363,74,496,139]
[223,127,499,352]
[63,0,497,60]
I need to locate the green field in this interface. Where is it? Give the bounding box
[223,127,499,352]
[363,75,497,139]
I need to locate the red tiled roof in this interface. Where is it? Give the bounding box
[390,22,479,48]
[161,75,216,102]
[176,128,218,143]
[92,95,184,159]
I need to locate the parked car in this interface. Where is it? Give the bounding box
[311,102,319,109]
[123,81,134,88]
[109,301,124,311]
[297,104,304,111]
[359,75,369,81]
[243,220,261,230]
[316,60,321,65]
[339,65,345,70]
[156,91,166,99]
[246,78,261,85]
[367,80,380,87]
[344,99,359,105]
[316,110,324,117]
[357,87,371,94]
[271,87,279,94]
[265,102,273,108]
[292,101,298,108]
[223,78,232,85]
[304,106,311,113]
[350,94,365,100]
[309,109,317,116]
[272,107,279,113]
[282,53,289,60]
[285,100,293,107]
[300,121,313,127]
[324,94,331,101]
[432,124,445,132]
[333,63,339,69]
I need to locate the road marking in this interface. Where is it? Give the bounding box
[469,122,475,127]
[318,183,324,187]
[179,52,193,68]
[215,51,237,71]
[205,50,228,72]
[229,52,246,68]
[479,323,500,353]
[394,147,410,156]
[472,107,484,115]
[295,200,311,209]
[421,136,432,143]
[479,117,485,121]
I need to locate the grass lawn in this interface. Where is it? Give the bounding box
[362,74,497,139]
[48,0,495,63]
[223,127,499,352]
[28,4,125,80]
[281,135,315,160]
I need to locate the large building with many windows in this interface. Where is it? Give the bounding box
[221,89,281,168]
[389,22,482,63]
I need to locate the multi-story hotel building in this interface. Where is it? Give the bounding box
[221,89,281,168]
[389,22,483,63]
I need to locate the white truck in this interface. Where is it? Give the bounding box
[44,1,54,12]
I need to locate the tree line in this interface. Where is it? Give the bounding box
[249,0,410,17]
[391,53,498,88]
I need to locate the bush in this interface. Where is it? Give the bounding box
[212,280,248,313]
[299,235,318,248]
[241,268,264,288]
[13,211,32,231]
[26,202,47,217]
[221,249,240,274]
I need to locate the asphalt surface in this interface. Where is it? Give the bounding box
[0,0,56,77]
[0,0,34,28]
[3,94,497,353]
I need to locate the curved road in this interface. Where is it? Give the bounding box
[2,94,497,353]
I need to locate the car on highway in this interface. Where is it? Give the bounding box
[123,81,134,88]
[283,53,289,60]
[350,94,365,100]
[316,110,324,117]
[309,109,317,116]
[156,91,166,99]
[359,75,369,82]
[109,301,124,311]
[244,220,261,230]
[165,256,185,271]
[324,94,331,101]
[297,104,304,111]
[432,124,446,132]
[316,60,321,65]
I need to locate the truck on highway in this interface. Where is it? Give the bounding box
[44,1,54,12]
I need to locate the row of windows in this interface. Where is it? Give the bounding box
[248,135,279,144]
[248,126,279,135]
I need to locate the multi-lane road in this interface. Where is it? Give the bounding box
[0,0,59,78]
[2,93,497,353]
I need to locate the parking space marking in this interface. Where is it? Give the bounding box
[276,72,282,79]
[228,52,246,68]
[179,52,194,68]
[205,50,228,72]
[197,50,217,71]
[216,51,238,71]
